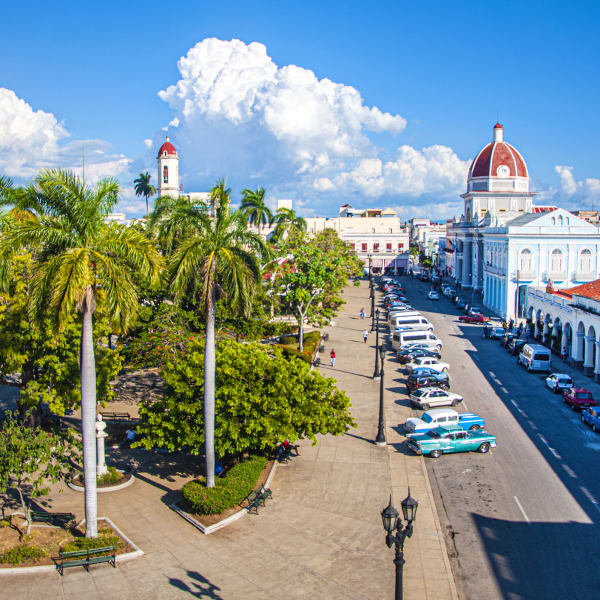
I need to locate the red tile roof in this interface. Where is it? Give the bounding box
[556,280,600,301]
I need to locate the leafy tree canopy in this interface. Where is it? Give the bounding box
[134,339,355,458]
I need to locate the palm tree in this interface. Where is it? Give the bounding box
[240,186,272,236]
[272,207,307,241]
[0,169,162,537]
[160,179,268,487]
[134,172,156,217]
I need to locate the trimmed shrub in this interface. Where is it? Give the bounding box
[0,544,47,564]
[61,528,120,553]
[182,455,268,515]
[98,466,122,486]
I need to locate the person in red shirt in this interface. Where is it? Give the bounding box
[330,348,336,367]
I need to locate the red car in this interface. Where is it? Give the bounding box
[563,388,597,411]
[458,314,490,324]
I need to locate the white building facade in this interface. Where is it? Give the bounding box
[450,123,600,320]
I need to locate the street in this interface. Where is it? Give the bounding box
[394,275,600,600]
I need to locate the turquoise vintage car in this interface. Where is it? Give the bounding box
[406,425,497,458]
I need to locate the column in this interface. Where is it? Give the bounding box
[462,240,470,285]
[561,328,569,357]
[573,331,584,368]
[584,335,595,376]
[595,341,600,382]
[542,320,550,346]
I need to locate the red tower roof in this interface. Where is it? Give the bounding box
[469,125,528,179]
[157,136,177,158]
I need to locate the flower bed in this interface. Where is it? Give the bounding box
[274,331,321,363]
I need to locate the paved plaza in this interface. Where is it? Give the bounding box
[2,280,457,599]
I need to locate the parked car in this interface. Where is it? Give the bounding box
[467,306,483,316]
[519,344,552,372]
[396,344,434,359]
[406,371,450,393]
[459,314,490,324]
[428,290,440,300]
[484,326,505,340]
[444,287,455,297]
[501,332,516,348]
[545,373,574,393]
[404,408,485,436]
[456,299,467,310]
[409,388,462,409]
[507,338,527,355]
[405,356,450,374]
[563,388,597,411]
[581,408,600,433]
[406,425,497,458]
[399,348,442,364]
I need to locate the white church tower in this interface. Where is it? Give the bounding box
[157,137,179,198]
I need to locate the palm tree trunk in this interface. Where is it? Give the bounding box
[80,290,98,538]
[204,286,216,488]
[145,194,149,217]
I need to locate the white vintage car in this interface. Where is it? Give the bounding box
[409,388,463,410]
[404,356,449,374]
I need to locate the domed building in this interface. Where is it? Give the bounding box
[449,123,600,321]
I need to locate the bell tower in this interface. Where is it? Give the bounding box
[157,136,179,198]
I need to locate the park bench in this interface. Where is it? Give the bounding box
[31,511,75,527]
[100,411,131,421]
[53,545,116,575]
[243,485,272,514]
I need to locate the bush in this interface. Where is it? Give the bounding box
[0,544,48,564]
[61,528,120,553]
[182,455,268,515]
[98,466,122,486]
[275,331,322,363]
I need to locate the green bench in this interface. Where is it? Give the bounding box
[100,411,131,421]
[53,545,116,575]
[31,511,75,527]
[243,485,272,514]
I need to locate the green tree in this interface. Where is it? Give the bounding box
[0,411,79,535]
[0,169,162,538]
[240,186,272,236]
[271,207,307,241]
[133,172,156,217]
[157,179,268,488]
[135,339,355,457]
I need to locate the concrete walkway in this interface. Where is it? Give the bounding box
[3,280,457,599]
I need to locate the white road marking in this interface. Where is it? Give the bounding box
[500,386,508,393]
[489,371,496,378]
[527,420,538,431]
[580,486,600,514]
[562,464,577,479]
[514,496,531,525]
[537,433,562,459]
[517,408,528,418]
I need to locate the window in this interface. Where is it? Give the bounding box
[163,166,168,183]
[371,228,376,233]
[373,243,380,252]
[386,243,392,251]
[550,248,563,273]
[398,243,404,250]
[389,228,393,233]
[519,248,532,273]
[361,243,367,252]
[579,248,592,272]
[350,243,356,251]
[558,215,564,225]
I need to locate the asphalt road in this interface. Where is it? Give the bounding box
[392,276,600,600]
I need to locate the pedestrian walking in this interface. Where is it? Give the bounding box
[360,307,365,320]
[363,329,369,343]
[330,348,336,367]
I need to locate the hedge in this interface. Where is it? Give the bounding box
[182,455,268,515]
[275,331,321,363]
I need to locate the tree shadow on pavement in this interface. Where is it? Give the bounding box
[169,570,224,599]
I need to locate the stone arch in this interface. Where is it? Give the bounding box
[575,321,586,365]
[552,317,563,353]
[586,325,598,375]
[563,321,573,358]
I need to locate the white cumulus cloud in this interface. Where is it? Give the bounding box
[555,165,600,204]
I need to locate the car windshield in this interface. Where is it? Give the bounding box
[576,393,592,399]
[558,377,572,384]
[412,390,425,398]
[422,413,433,423]
[426,430,441,439]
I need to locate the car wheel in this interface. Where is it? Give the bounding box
[527,365,532,373]
[553,386,559,394]
[442,367,449,373]
[430,449,442,459]
[478,442,490,453]
[470,425,481,430]
[581,414,586,422]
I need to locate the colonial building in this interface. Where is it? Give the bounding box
[305,205,410,274]
[450,123,600,320]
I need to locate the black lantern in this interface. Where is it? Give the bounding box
[401,490,418,524]
[381,496,399,534]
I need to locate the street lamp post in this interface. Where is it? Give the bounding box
[368,253,373,288]
[381,491,419,600]
[371,286,376,329]
[375,345,386,445]
[373,309,381,380]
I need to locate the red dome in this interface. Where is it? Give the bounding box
[157,137,177,158]
[469,125,527,179]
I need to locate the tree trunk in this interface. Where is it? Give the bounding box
[204,286,216,488]
[80,290,98,538]
[298,313,304,352]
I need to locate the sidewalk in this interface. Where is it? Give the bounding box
[2,280,457,599]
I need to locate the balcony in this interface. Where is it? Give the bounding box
[574,271,596,282]
[485,264,506,276]
[513,270,537,281]
[543,271,567,282]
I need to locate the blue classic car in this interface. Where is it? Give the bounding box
[407,425,497,458]
[582,408,600,433]
[404,408,485,437]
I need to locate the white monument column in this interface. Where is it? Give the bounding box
[96,414,108,476]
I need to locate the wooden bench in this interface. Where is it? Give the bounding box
[31,511,75,527]
[53,545,116,575]
[243,485,272,514]
[100,411,131,421]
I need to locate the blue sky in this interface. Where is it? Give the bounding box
[2,0,599,218]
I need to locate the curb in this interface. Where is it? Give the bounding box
[67,472,135,493]
[0,516,144,576]
[170,459,278,535]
